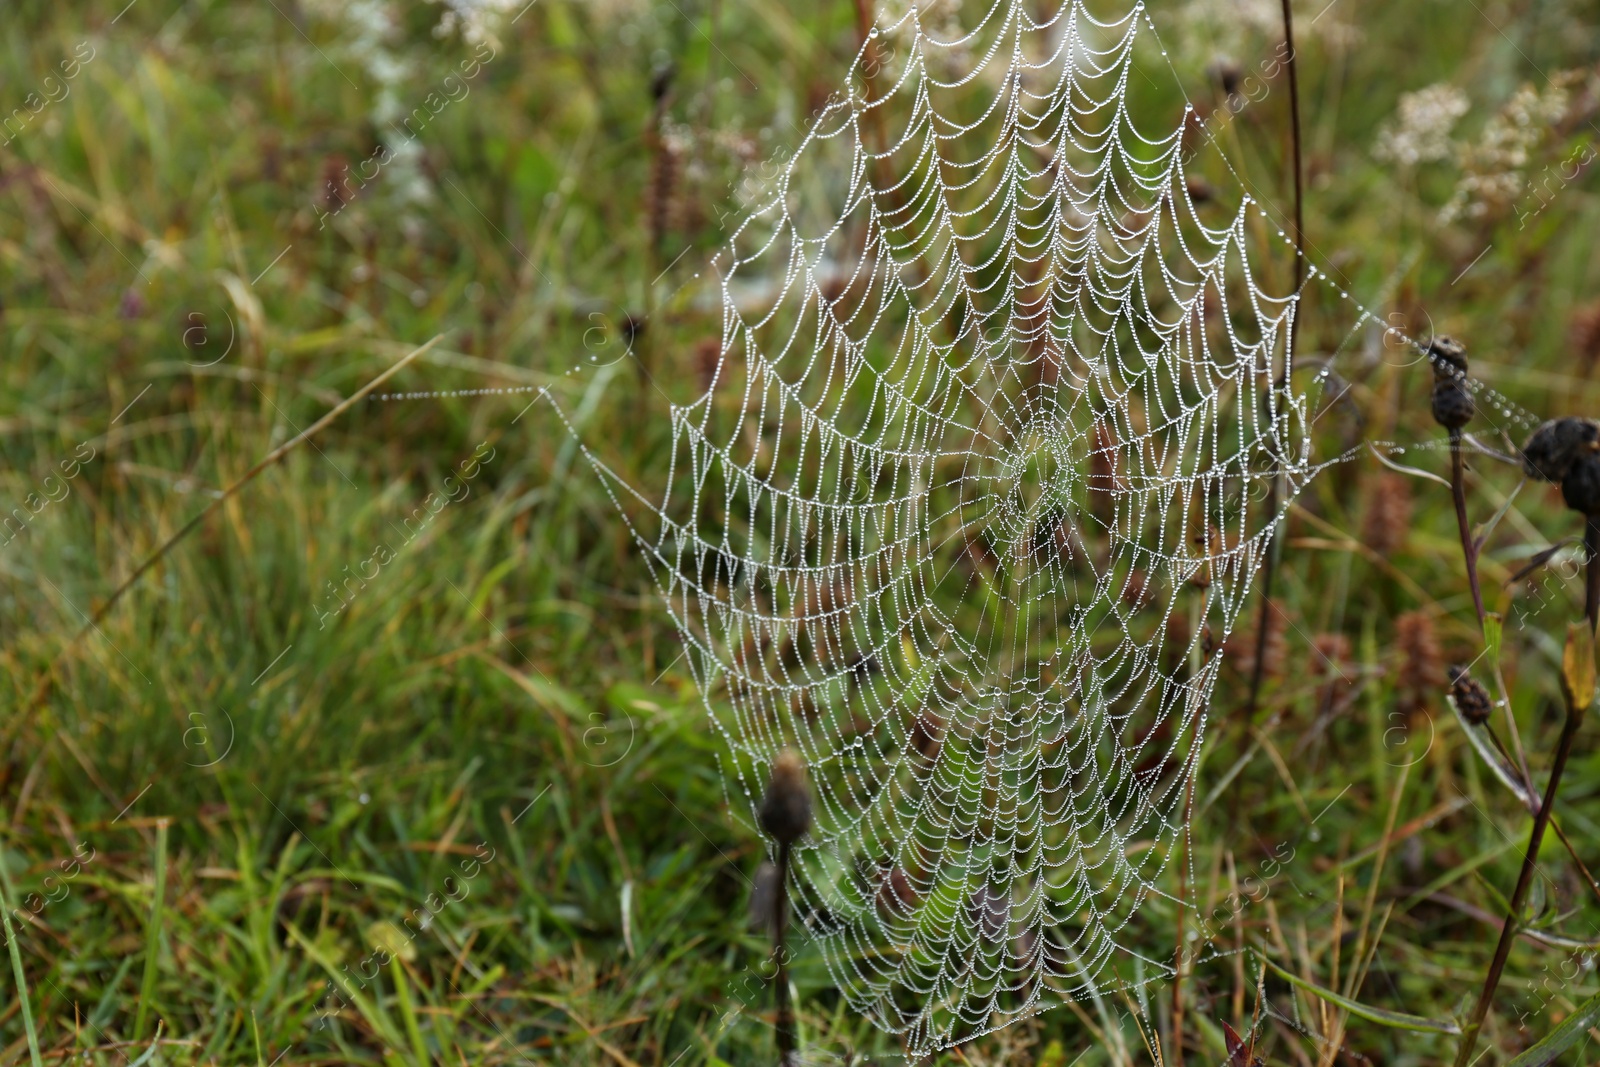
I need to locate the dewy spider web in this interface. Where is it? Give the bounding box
[574,0,1348,1052]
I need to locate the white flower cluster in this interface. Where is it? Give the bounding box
[1178,0,1360,57]
[428,0,520,47]
[1371,82,1470,167]
[300,0,432,205]
[1440,78,1573,223]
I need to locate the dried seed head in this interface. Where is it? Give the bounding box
[1395,610,1442,712]
[649,62,675,104]
[759,749,812,845]
[1428,336,1469,377]
[1431,380,1473,430]
[1361,473,1413,557]
[1311,633,1354,711]
[1312,633,1352,675]
[1562,453,1600,515]
[1223,610,1286,681]
[1521,418,1600,515]
[1522,417,1600,483]
[1210,57,1243,99]
[1571,299,1600,370]
[1428,337,1472,429]
[1447,664,1493,725]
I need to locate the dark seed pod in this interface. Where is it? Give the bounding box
[1521,417,1600,483]
[759,749,812,845]
[1431,379,1474,430]
[1428,336,1469,378]
[1447,664,1493,726]
[1562,453,1600,515]
[1426,338,1473,428]
[1209,57,1243,99]
[649,62,675,104]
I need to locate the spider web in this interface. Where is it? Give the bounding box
[581,0,1337,1052]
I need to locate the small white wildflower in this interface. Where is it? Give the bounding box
[1372,83,1470,167]
[1440,76,1574,223]
[428,0,520,48]
[1178,0,1358,56]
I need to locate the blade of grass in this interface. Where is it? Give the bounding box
[0,855,45,1067]
[1348,760,1409,995]
[128,1021,166,1067]
[1503,986,1600,1067]
[392,957,431,1067]
[133,818,169,1041]
[1259,956,1461,1035]
[282,922,408,1051]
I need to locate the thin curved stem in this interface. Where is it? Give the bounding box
[1452,698,1585,1066]
[1280,0,1304,300]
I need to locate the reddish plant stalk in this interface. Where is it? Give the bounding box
[774,840,796,1063]
[1244,0,1305,724]
[1453,696,1585,1066]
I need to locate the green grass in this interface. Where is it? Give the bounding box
[3,0,1600,1063]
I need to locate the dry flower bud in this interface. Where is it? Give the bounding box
[1447,664,1493,725]
[1561,455,1600,515]
[1431,380,1474,429]
[759,749,812,845]
[1428,336,1469,377]
[1521,417,1600,483]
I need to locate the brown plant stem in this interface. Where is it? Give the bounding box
[1244,518,1279,725]
[850,0,892,195]
[774,839,796,1064]
[1244,0,1305,726]
[1171,769,1196,1067]
[1452,690,1587,1065]
[1481,723,1600,902]
[1449,428,1487,630]
[1279,0,1304,297]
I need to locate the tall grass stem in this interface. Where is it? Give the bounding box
[133,818,169,1041]
[0,853,45,1067]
